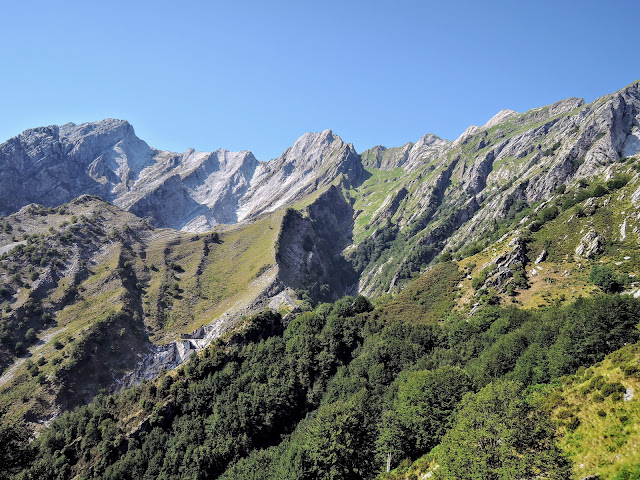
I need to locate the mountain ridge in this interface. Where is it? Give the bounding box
[0,122,364,231]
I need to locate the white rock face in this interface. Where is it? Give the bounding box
[632,186,640,206]
[404,134,451,172]
[623,126,640,157]
[534,249,547,264]
[0,122,364,232]
[237,129,363,221]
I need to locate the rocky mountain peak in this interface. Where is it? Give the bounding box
[453,124,482,146]
[417,133,445,145]
[236,130,364,222]
[59,118,133,141]
[483,109,518,129]
[282,129,346,164]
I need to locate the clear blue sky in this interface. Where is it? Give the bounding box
[1,0,637,160]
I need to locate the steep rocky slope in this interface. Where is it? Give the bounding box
[350,81,640,295]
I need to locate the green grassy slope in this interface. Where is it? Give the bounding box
[0,197,286,429]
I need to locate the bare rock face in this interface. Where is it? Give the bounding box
[483,109,518,129]
[361,143,412,169]
[404,134,451,172]
[275,185,358,301]
[0,119,152,214]
[237,130,365,221]
[375,187,408,219]
[441,82,640,257]
[534,249,547,264]
[575,230,606,258]
[631,185,640,206]
[0,123,364,231]
[117,148,260,230]
[483,235,528,292]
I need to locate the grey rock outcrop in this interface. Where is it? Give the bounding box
[0,120,152,213]
[535,249,547,264]
[482,235,528,292]
[575,230,606,258]
[361,143,412,170]
[631,185,640,206]
[276,185,358,301]
[375,187,408,219]
[440,82,640,260]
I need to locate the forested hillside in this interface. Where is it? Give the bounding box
[3,261,640,478]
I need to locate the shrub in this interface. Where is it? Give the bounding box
[589,265,625,293]
[601,381,626,397]
[590,375,606,390]
[537,206,559,223]
[511,263,528,289]
[24,328,36,344]
[27,362,39,377]
[566,416,581,431]
[591,184,608,198]
[556,409,573,419]
[472,267,493,290]
[606,174,630,190]
[14,342,26,355]
[562,197,578,211]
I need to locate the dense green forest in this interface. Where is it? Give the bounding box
[3,260,640,479]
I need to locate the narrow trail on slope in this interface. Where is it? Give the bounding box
[0,326,68,389]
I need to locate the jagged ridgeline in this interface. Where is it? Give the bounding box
[0,81,639,479]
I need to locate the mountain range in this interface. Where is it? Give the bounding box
[1,80,640,479]
[0,120,364,231]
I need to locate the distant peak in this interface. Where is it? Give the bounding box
[58,118,135,142]
[417,133,446,145]
[453,124,481,145]
[483,109,518,129]
[292,129,344,149]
